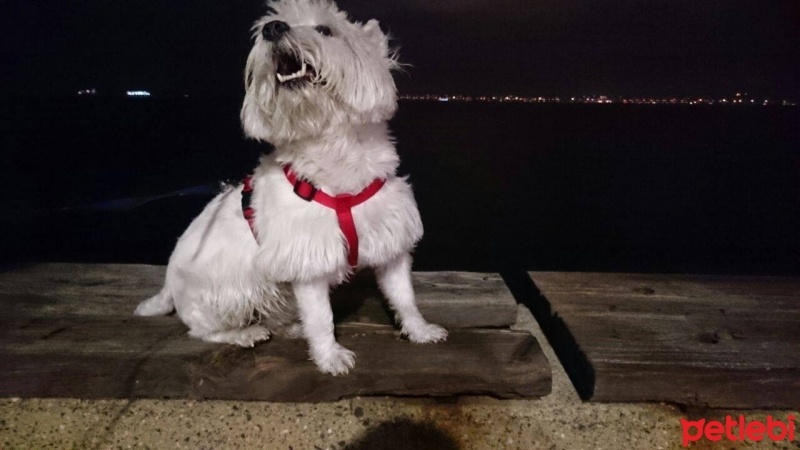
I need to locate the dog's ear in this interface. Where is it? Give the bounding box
[241,93,271,142]
[337,18,397,123]
[362,19,388,48]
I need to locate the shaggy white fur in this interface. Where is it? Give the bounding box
[135,0,446,375]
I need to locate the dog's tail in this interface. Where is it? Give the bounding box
[134,287,175,316]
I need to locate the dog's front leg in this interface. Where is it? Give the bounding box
[293,278,355,375]
[377,253,448,343]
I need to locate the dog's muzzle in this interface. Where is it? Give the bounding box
[262,20,320,88]
[274,51,318,88]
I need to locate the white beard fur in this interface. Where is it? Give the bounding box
[135,0,446,375]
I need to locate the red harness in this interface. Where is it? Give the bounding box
[241,165,385,269]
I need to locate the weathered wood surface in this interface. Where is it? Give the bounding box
[0,264,517,328]
[0,315,549,401]
[522,271,800,408]
[0,264,550,401]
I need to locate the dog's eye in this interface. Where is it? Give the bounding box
[315,25,332,36]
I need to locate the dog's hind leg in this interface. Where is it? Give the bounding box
[177,298,271,348]
[134,287,175,316]
[294,278,355,375]
[376,252,448,344]
[189,325,270,348]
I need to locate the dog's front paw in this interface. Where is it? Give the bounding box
[312,343,356,376]
[403,320,448,344]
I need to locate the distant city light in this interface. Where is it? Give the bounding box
[126,90,151,97]
[396,93,796,106]
[77,88,97,96]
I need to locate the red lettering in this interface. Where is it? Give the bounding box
[705,420,724,441]
[681,414,796,445]
[746,421,765,441]
[739,415,745,440]
[724,415,739,441]
[681,418,705,447]
[766,415,787,440]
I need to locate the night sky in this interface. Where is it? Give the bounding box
[3,0,799,99]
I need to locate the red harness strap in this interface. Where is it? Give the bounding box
[283,165,385,268]
[240,166,385,269]
[241,175,257,239]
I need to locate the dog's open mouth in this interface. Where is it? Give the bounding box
[275,52,317,88]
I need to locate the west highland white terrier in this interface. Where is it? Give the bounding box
[135,0,447,375]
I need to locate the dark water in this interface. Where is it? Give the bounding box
[2,99,798,274]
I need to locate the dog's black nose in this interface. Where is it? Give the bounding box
[262,20,290,41]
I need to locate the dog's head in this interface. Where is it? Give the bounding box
[241,0,399,145]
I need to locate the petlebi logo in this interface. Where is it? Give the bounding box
[680,414,796,447]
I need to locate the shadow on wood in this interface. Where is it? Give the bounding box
[502,270,595,400]
[515,271,800,409]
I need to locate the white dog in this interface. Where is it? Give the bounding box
[135,0,447,375]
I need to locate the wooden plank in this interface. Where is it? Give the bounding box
[0,316,550,401]
[519,271,800,408]
[0,264,548,401]
[0,264,517,328]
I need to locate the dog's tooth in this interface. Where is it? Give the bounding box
[277,62,310,83]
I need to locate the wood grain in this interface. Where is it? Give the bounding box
[0,264,549,401]
[0,264,518,328]
[0,316,550,401]
[521,271,800,408]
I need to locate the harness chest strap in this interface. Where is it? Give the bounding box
[241,166,386,269]
[241,175,257,237]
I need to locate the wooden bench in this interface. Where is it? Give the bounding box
[0,264,551,401]
[513,271,800,408]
